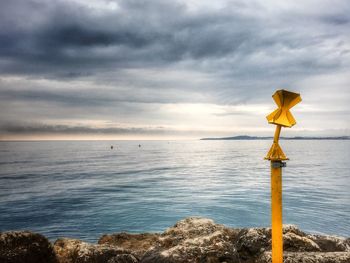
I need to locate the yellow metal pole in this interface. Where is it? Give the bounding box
[271,164,283,263]
[271,125,283,263]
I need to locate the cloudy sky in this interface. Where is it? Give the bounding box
[0,0,349,140]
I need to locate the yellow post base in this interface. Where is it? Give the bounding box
[271,162,283,263]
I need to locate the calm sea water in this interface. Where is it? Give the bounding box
[0,140,349,242]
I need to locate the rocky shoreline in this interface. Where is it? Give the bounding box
[1,217,349,263]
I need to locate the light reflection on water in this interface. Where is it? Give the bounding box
[0,140,349,242]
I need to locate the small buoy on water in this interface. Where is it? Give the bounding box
[111,145,114,149]
[138,144,141,147]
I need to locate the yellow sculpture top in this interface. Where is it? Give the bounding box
[266,89,302,127]
[265,89,301,161]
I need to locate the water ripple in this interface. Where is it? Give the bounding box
[0,140,349,242]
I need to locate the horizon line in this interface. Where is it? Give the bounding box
[1,135,350,142]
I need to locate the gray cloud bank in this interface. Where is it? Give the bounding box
[1,0,349,76]
[0,123,165,135]
[0,0,349,138]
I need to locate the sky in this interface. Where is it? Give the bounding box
[0,0,349,140]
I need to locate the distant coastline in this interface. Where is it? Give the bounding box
[200,135,350,140]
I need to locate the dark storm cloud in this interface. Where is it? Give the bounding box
[0,82,208,105]
[321,15,350,25]
[0,88,106,106]
[0,123,166,135]
[1,0,347,77]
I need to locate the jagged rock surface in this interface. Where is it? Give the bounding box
[1,217,349,263]
[0,231,57,263]
[258,251,350,263]
[99,232,160,259]
[137,218,349,263]
[140,217,240,263]
[54,238,137,263]
[107,254,139,263]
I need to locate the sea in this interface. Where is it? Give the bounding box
[0,140,349,242]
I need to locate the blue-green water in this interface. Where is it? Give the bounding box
[0,140,349,242]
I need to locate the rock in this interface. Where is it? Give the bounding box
[258,251,350,263]
[54,238,136,263]
[308,234,350,252]
[2,217,349,263]
[138,218,350,263]
[0,231,57,263]
[283,232,321,252]
[107,254,139,263]
[140,217,240,263]
[282,224,307,237]
[235,228,270,262]
[234,225,313,261]
[99,232,160,259]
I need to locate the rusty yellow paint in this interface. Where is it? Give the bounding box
[271,163,283,263]
[265,89,301,263]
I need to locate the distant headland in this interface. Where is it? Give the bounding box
[200,135,350,140]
